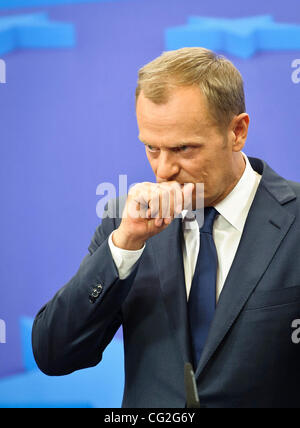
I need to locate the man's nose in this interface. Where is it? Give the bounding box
[156,151,180,181]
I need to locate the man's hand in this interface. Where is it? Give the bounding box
[112,181,194,250]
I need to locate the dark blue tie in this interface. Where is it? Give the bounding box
[188,207,219,370]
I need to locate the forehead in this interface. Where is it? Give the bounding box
[136,86,215,144]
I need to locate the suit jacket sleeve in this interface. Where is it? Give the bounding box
[32,213,138,376]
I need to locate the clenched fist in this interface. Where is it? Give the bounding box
[112,181,195,250]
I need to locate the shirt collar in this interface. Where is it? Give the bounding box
[214,152,261,232]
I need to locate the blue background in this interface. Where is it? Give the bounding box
[0,0,299,407]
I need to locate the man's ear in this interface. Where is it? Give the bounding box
[230,113,250,152]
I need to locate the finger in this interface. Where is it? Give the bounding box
[135,187,153,219]
[129,188,149,219]
[160,188,171,219]
[126,198,141,220]
[148,187,160,218]
[173,186,184,217]
[182,183,195,211]
[157,182,183,217]
[155,218,164,228]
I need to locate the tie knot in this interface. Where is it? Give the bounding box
[200,207,218,234]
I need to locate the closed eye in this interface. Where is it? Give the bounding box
[145,143,200,154]
[146,144,160,153]
[172,145,190,152]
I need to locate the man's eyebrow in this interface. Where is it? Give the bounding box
[138,137,204,148]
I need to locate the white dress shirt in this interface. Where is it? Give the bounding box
[108,152,262,302]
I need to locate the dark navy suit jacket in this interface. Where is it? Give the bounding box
[32,157,300,408]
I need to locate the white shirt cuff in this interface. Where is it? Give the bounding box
[108,232,145,280]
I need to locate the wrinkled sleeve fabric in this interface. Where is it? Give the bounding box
[32,213,139,376]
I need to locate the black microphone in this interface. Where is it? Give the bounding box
[184,362,201,409]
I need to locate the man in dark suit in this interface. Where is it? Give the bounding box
[32,48,300,408]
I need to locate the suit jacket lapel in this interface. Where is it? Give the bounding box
[149,218,193,366]
[195,159,296,380]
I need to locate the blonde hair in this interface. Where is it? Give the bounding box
[136,47,246,131]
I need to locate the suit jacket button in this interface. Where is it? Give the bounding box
[91,289,99,298]
[89,294,96,304]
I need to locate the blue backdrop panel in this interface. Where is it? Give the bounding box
[0,0,300,407]
[0,317,124,408]
[0,13,75,55]
[259,23,300,50]
[18,21,75,48]
[20,318,37,372]
[188,15,274,26]
[166,25,223,52]
[166,15,300,58]
[0,0,126,8]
